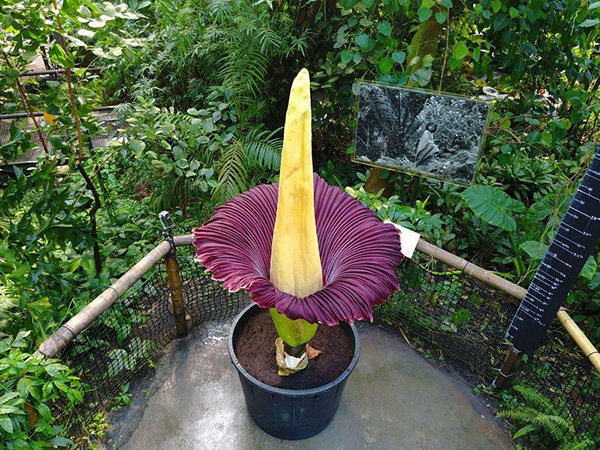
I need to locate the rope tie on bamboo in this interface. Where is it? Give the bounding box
[165,236,176,255]
[461,261,470,273]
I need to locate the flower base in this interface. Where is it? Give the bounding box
[228,304,360,440]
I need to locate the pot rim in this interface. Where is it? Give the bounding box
[228,303,360,397]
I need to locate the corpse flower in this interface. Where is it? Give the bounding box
[194,69,403,375]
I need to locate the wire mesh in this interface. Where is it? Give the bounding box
[56,248,249,435]
[375,252,599,444]
[0,108,123,164]
[54,246,598,445]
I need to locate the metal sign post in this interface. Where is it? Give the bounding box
[494,146,600,388]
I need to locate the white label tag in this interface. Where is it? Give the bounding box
[384,221,421,259]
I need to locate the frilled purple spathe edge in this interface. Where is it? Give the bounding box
[193,175,403,326]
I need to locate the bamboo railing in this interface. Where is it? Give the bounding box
[38,234,600,374]
[414,237,600,372]
[39,235,192,357]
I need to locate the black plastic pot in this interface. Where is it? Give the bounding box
[228,303,360,440]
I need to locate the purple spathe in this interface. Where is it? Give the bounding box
[193,175,403,326]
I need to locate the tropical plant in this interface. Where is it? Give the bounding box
[194,69,403,373]
[0,331,83,449]
[499,384,595,449]
[0,1,156,446]
[2,0,600,444]
[462,184,528,276]
[346,175,457,249]
[112,98,283,221]
[106,0,310,113]
[461,179,598,284]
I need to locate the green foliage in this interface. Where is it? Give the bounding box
[346,174,457,249]
[0,332,82,449]
[499,385,595,449]
[111,383,132,411]
[0,1,154,446]
[462,185,525,232]
[106,0,309,113]
[461,176,598,282]
[112,98,282,221]
[2,0,600,445]
[244,128,283,172]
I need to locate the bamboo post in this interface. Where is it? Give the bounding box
[165,249,188,338]
[557,309,600,371]
[159,211,188,338]
[415,238,527,301]
[39,231,599,379]
[404,230,599,381]
[38,236,196,357]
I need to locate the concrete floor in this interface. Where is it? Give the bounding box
[101,320,514,450]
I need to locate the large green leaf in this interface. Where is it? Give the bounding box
[527,192,572,223]
[521,241,548,261]
[462,185,525,232]
[581,256,597,281]
[355,34,370,49]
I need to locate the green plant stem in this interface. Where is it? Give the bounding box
[438,6,450,91]
[76,163,102,274]
[508,232,525,277]
[270,308,317,347]
[51,1,102,273]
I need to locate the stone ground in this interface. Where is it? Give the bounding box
[100,320,514,450]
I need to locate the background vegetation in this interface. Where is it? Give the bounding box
[1,0,599,447]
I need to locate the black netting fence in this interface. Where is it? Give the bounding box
[0,107,123,163]
[56,248,249,436]
[54,245,599,445]
[376,252,600,445]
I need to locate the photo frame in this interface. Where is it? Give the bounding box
[352,82,492,185]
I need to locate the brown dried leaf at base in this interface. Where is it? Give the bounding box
[306,344,323,359]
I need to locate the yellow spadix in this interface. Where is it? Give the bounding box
[269,68,321,347]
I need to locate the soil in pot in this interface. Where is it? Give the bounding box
[234,308,353,390]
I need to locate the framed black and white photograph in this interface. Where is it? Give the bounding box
[353,83,491,184]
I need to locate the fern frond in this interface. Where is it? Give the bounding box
[209,0,233,22]
[218,48,269,98]
[533,414,570,440]
[212,139,248,206]
[498,406,540,423]
[287,31,311,57]
[499,408,569,442]
[244,127,283,170]
[512,424,538,440]
[513,385,558,415]
[557,438,595,450]
[257,27,284,53]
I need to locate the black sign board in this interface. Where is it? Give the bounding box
[506,146,600,354]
